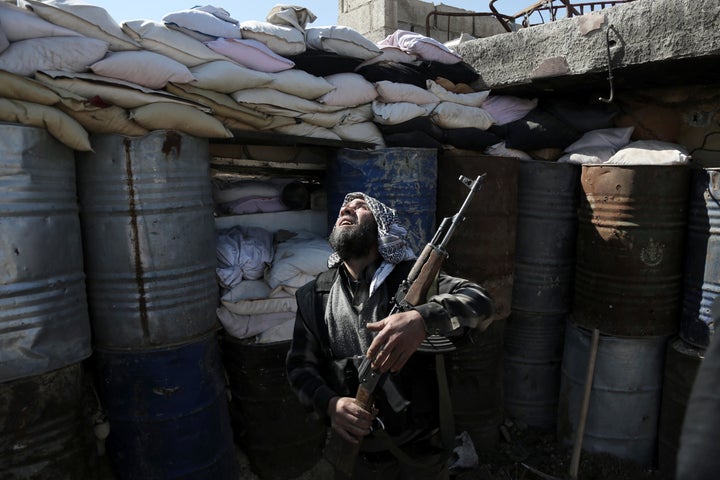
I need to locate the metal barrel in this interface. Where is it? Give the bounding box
[657,336,704,477]
[220,337,326,480]
[0,124,91,382]
[558,322,669,467]
[512,159,580,314]
[0,363,96,480]
[448,320,505,452]
[326,147,437,256]
[76,131,219,349]
[95,333,238,480]
[573,165,690,336]
[504,160,579,428]
[436,151,519,322]
[680,168,720,348]
[503,311,566,429]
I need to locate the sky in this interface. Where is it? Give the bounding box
[90,0,535,29]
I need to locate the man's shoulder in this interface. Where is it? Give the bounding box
[306,266,339,293]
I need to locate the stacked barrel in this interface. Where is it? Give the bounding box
[0,125,96,478]
[504,159,580,429]
[436,151,519,451]
[657,167,718,476]
[76,131,238,479]
[558,164,690,468]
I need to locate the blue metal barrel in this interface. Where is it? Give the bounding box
[0,363,95,479]
[0,124,91,382]
[680,168,719,348]
[326,147,437,256]
[657,336,704,477]
[76,131,219,349]
[558,322,668,467]
[95,333,238,480]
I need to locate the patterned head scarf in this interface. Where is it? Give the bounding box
[328,192,416,268]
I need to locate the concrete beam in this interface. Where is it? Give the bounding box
[457,0,720,93]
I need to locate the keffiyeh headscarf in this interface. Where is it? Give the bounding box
[328,192,416,268]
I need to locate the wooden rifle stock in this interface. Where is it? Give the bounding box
[324,383,375,478]
[324,174,486,476]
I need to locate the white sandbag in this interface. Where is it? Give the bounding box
[0,36,108,76]
[0,98,91,151]
[129,103,232,138]
[22,0,140,51]
[606,140,691,165]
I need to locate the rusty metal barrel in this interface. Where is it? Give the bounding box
[75,131,219,349]
[680,167,720,348]
[326,147,437,256]
[0,363,96,479]
[572,165,690,336]
[504,159,580,429]
[0,124,92,382]
[436,151,518,322]
[436,151,518,451]
[558,322,668,467]
[657,336,704,477]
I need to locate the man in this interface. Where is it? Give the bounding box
[286,192,494,479]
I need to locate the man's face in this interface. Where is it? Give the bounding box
[328,198,378,261]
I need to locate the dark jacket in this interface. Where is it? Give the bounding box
[286,259,494,437]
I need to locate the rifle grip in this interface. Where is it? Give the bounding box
[324,387,374,478]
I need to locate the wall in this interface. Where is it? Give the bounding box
[338,0,508,43]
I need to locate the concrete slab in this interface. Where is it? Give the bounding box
[457,0,720,95]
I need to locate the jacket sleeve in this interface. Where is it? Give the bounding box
[285,281,337,422]
[412,273,495,337]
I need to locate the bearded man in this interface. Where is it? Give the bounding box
[286,192,493,480]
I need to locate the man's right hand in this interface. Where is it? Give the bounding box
[327,396,375,444]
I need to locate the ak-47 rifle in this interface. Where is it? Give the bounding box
[324,174,486,478]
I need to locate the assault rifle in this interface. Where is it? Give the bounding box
[324,173,486,477]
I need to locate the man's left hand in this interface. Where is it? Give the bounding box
[366,310,427,373]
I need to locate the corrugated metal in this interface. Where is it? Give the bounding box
[573,165,690,336]
[326,147,437,256]
[95,333,238,480]
[436,151,519,322]
[558,322,668,467]
[0,124,91,382]
[76,131,219,348]
[0,363,95,479]
[221,337,326,479]
[657,336,704,477]
[680,167,720,348]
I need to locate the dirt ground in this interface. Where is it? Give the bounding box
[230,418,673,480]
[450,419,671,480]
[100,418,672,480]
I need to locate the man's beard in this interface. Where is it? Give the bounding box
[328,220,377,261]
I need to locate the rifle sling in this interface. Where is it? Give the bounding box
[372,353,454,470]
